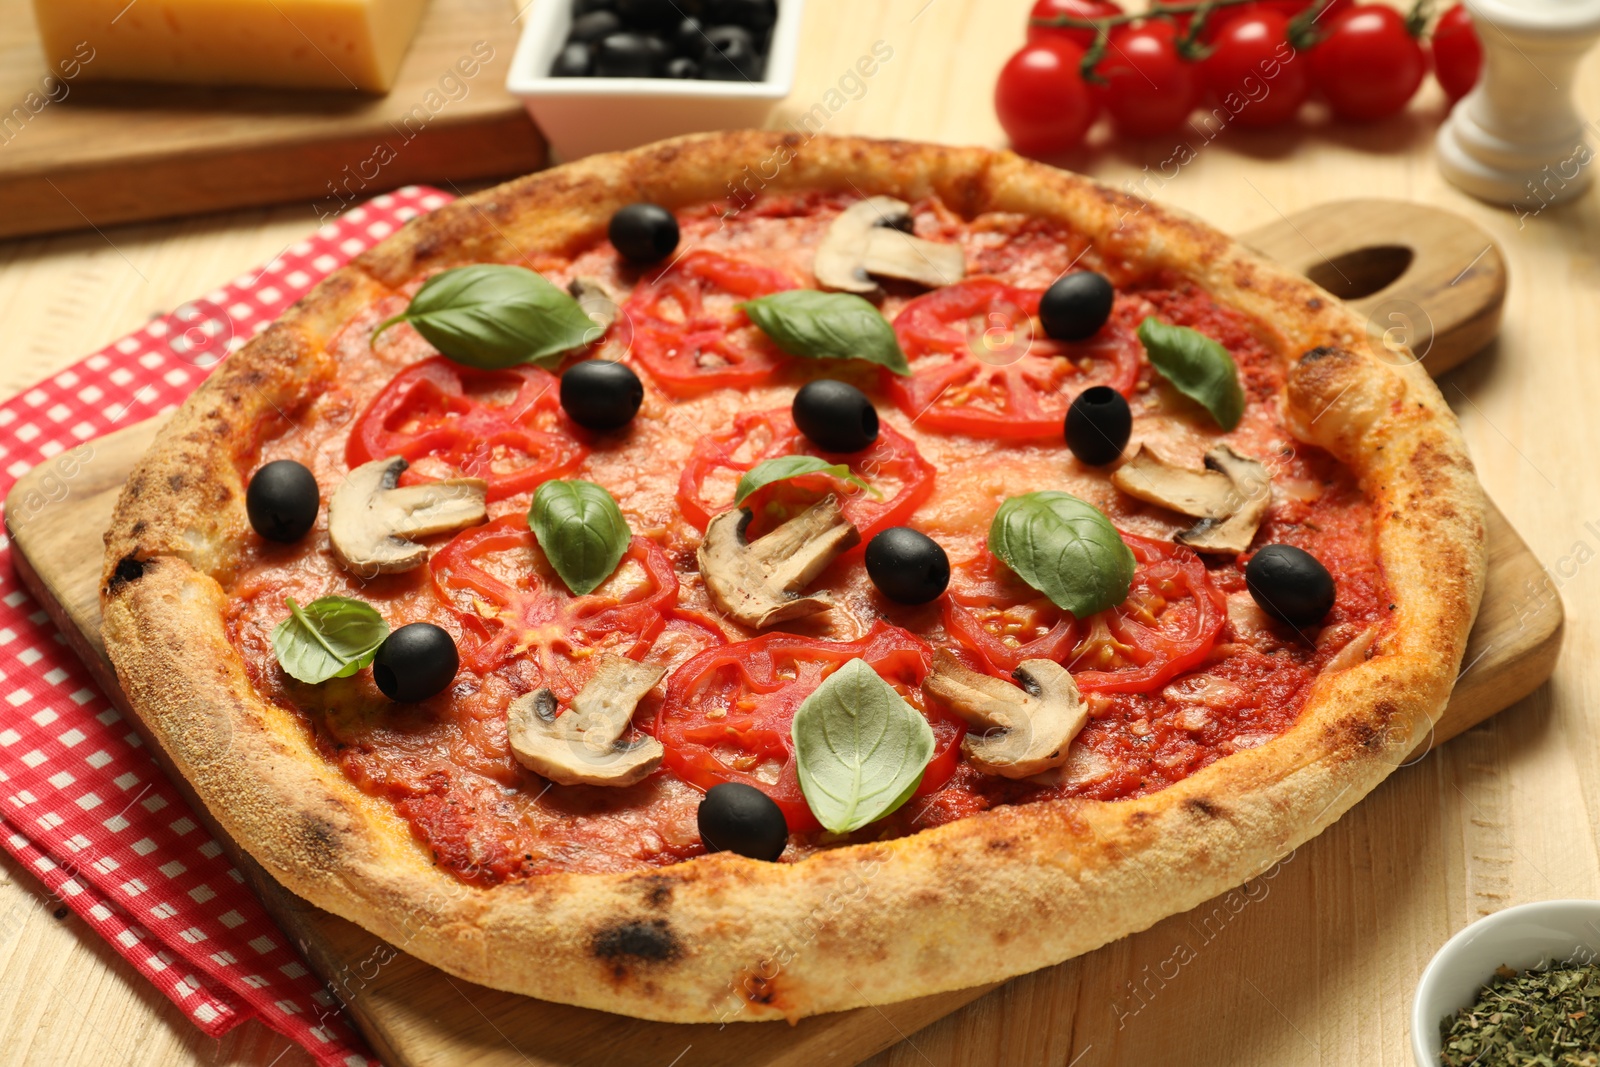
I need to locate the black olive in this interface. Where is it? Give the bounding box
[372,623,459,703]
[673,16,705,54]
[1245,545,1336,629]
[550,41,594,77]
[1064,385,1132,466]
[700,25,764,80]
[569,9,621,42]
[245,460,319,542]
[664,55,700,78]
[1040,270,1115,342]
[594,32,670,77]
[615,0,682,31]
[608,202,680,262]
[791,379,879,454]
[560,359,644,431]
[698,782,787,861]
[706,0,777,31]
[865,527,950,605]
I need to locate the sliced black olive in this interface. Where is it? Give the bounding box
[673,16,705,54]
[706,0,777,31]
[664,55,700,78]
[865,527,950,605]
[700,25,763,80]
[245,459,319,542]
[608,202,679,262]
[550,41,594,77]
[615,0,683,31]
[791,379,879,454]
[1064,385,1132,466]
[570,10,622,43]
[372,623,459,703]
[1040,271,1115,342]
[1245,545,1336,629]
[594,32,670,77]
[560,359,644,431]
[698,782,787,861]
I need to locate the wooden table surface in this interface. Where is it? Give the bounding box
[0,2,1595,1064]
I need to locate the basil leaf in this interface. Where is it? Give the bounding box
[271,596,389,685]
[988,491,1135,617]
[528,479,632,596]
[791,659,935,834]
[733,456,882,507]
[372,264,597,371]
[1137,317,1246,431]
[741,290,911,375]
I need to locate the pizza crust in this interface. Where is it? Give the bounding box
[100,132,1485,1022]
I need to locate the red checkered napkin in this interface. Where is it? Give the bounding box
[0,186,457,1066]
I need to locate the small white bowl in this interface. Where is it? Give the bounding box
[506,0,805,162]
[1411,899,1600,1067]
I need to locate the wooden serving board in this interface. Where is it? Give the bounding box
[0,0,545,239]
[2,200,1544,1066]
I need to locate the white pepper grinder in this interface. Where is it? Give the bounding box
[1436,0,1600,211]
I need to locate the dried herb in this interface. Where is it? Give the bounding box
[1440,961,1600,1066]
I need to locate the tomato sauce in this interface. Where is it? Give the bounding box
[222,192,1389,883]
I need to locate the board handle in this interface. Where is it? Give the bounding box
[1239,198,1506,378]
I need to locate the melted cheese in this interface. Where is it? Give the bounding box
[33,0,428,92]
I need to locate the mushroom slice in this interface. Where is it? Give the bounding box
[923,649,1085,779]
[1176,445,1272,555]
[1111,444,1236,518]
[1111,444,1273,555]
[812,196,966,293]
[698,497,861,629]
[567,275,619,335]
[329,456,487,576]
[507,656,666,787]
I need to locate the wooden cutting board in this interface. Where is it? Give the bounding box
[0,0,544,240]
[2,200,1541,1066]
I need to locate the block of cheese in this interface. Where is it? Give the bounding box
[32,0,429,93]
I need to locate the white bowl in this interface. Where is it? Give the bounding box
[506,0,805,162]
[1411,899,1600,1067]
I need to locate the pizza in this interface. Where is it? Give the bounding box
[100,132,1485,1024]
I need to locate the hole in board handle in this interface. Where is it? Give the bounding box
[1304,245,1415,301]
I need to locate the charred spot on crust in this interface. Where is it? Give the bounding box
[1307,297,1324,311]
[742,971,777,1005]
[107,554,146,593]
[298,817,343,868]
[638,875,673,909]
[1300,345,1341,365]
[986,837,1016,853]
[591,918,682,980]
[167,473,186,492]
[1185,797,1224,820]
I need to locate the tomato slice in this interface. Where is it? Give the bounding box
[429,516,683,695]
[622,250,799,396]
[887,278,1141,439]
[347,357,587,501]
[945,532,1226,693]
[675,408,936,539]
[651,623,965,833]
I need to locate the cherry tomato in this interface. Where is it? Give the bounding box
[1430,3,1482,104]
[429,516,685,687]
[622,249,798,397]
[1026,0,1123,49]
[887,278,1141,440]
[675,408,935,540]
[651,623,965,833]
[1202,12,1311,127]
[1308,5,1426,121]
[1095,20,1203,138]
[995,41,1100,156]
[945,533,1227,693]
[346,357,587,501]
[1202,0,1352,40]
